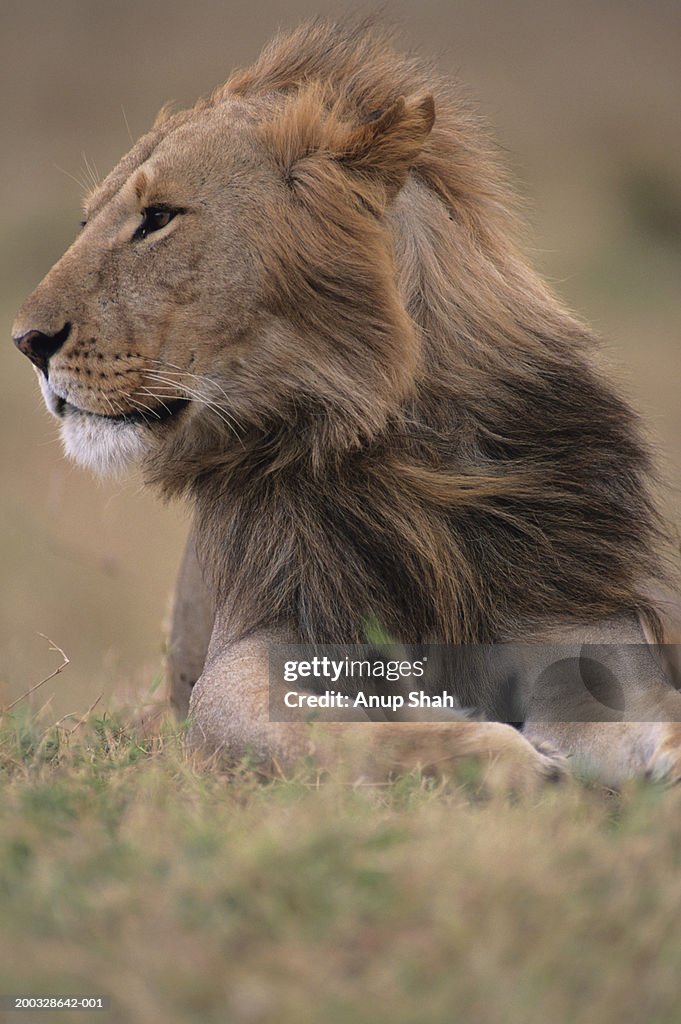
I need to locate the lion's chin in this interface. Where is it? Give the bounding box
[60,414,148,478]
[38,376,189,477]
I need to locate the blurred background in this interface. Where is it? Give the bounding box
[1,0,679,716]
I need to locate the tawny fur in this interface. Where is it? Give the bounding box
[13,19,679,786]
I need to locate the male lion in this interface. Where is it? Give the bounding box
[13,20,681,787]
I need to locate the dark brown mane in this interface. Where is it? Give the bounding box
[151,19,666,645]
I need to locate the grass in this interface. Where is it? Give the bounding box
[2,710,681,1023]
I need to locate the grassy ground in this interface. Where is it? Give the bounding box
[2,709,681,1024]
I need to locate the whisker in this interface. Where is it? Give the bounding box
[121,104,134,145]
[54,163,89,194]
[100,391,122,418]
[144,365,243,436]
[81,151,100,191]
[144,379,234,428]
[140,377,244,444]
[148,358,234,408]
[126,395,163,420]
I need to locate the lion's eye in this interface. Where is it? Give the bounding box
[133,205,179,241]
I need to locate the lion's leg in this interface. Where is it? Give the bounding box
[188,628,565,789]
[523,614,681,786]
[166,524,215,719]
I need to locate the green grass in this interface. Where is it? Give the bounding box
[2,711,681,1023]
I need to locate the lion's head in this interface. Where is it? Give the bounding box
[12,22,456,481]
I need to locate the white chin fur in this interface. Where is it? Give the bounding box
[60,414,148,477]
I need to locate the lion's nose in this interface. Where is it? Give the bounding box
[13,323,71,376]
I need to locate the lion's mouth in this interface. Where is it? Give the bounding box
[54,394,190,426]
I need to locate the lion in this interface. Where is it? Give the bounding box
[12,19,681,788]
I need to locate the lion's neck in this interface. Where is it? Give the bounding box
[189,391,661,648]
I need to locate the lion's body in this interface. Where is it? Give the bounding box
[13,19,681,787]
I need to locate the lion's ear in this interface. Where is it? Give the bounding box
[335,94,435,196]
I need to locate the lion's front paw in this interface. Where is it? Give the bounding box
[528,739,570,784]
[645,724,681,785]
[482,727,568,793]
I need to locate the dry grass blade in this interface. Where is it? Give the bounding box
[68,693,103,735]
[3,634,70,713]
